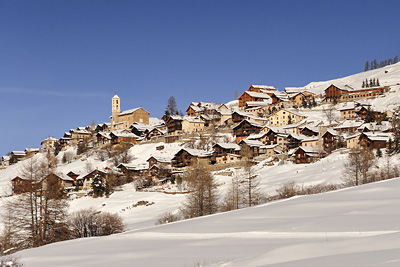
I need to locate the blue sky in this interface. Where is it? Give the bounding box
[1,0,399,156]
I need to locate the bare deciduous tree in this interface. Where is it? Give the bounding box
[323,104,337,126]
[343,148,375,186]
[181,164,219,218]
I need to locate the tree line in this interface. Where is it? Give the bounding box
[364,55,398,71]
[0,153,124,255]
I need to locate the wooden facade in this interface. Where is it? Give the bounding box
[233,120,263,143]
[166,116,183,134]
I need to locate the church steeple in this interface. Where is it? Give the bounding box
[111,94,120,130]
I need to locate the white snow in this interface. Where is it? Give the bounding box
[13,177,400,267]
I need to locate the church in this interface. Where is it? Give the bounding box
[111,95,150,130]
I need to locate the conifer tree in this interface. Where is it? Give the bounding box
[376,78,380,86]
[362,80,365,88]
[376,147,382,158]
[394,55,398,64]
[364,61,370,71]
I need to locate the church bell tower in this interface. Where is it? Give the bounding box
[111,94,120,130]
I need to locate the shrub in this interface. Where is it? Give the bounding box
[155,212,181,225]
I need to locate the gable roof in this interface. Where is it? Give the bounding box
[232,119,264,130]
[119,107,149,116]
[213,142,241,151]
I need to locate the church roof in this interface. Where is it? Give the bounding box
[113,94,119,99]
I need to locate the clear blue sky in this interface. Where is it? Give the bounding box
[1,0,399,156]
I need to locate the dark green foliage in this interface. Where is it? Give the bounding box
[301,98,307,108]
[376,147,382,158]
[364,60,369,71]
[364,107,375,123]
[77,142,88,155]
[91,173,107,197]
[9,155,18,165]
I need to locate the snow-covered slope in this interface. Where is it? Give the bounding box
[15,177,400,267]
[303,62,400,95]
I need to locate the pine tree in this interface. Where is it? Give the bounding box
[362,80,365,88]
[376,147,382,158]
[369,78,373,87]
[301,98,307,108]
[91,173,106,197]
[312,97,317,107]
[364,60,370,71]
[376,78,380,86]
[166,96,178,117]
[365,78,369,88]
[394,55,398,64]
[373,59,377,69]
[372,78,376,87]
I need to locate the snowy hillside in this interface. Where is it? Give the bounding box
[15,177,400,267]
[303,62,400,96]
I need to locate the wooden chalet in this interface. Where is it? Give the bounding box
[322,128,341,152]
[171,148,212,168]
[43,173,74,191]
[10,151,26,160]
[69,128,92,145]
[96,132,111,145]
[110,130,138,145]
[212,143,241,161]
[300,125,319,137]
[246,132,271,145]
[77,169,108,191]
[166,115,183,134]
[333,120,364,134]
[146,127,166,140]
[325,83,389,103]
[238,139,266,157]
[147,156,172,168]
[130,122,153,137]
[233,119,264,142]
[95,123,110,132]
[186,105,203,117]
[264,144,283,157]
[231,111,255,124]
[359,132,392,149]
[292,147,325,164]
[11,176,37,195]
[25,148,40,157]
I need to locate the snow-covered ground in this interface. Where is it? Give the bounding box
[303,61,400,96]
[14,177,400,267]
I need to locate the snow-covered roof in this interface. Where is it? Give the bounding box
[184,116,204,123]
[334,120,364,129]
[111,131,139,138]
[113,94,119,99]
[41,136,58,143]
[244,91,273,99]
[147,155,173,163]
[213,142,241,151]
[357,121,392,132]
[119,107,149,116]
[11,151,26,156]
[179,148,213,157]
[233,119,264,129]
[239,139,264,147]
[338,102,356,111]
[250,85,276,90]
[362,132,393,142]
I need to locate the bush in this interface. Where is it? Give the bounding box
[276,181,299,199]
[69,208,124,238]
[155,212,181,225]
[0,256,24,267]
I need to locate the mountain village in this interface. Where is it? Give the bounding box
[1,63,400,197]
